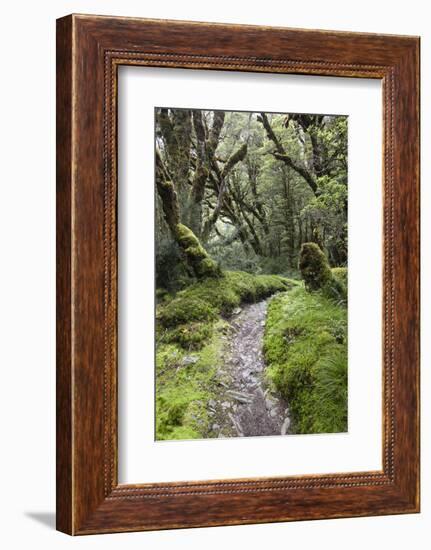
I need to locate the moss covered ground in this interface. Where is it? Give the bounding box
[155,271,294,440]
[155,323,226,440]
[263,284,347,434]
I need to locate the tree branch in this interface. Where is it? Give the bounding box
[273,153,317,194]
[258,112,318,195]
[202,143,248,239]
[221,143,248,178]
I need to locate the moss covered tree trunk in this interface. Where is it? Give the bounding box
[299,242,346,302]
[175,224,221,279]
[157,108,192,197]
[156,148,221,279]
[188,110,226,237]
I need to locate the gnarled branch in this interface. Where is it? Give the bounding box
[258,112,317,195]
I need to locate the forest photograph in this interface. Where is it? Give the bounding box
[155,106,348,441]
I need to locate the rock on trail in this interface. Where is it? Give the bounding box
[208,298,291,438]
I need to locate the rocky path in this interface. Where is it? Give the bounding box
[208,298,291,438]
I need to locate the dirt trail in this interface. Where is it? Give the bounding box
[208,297,291,438]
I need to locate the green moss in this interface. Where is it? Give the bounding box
[299,243,347,303]
[155,323,224,440]
[195,256,221,278]
[176,223,201,249]
[264,286,347,434]
[157,296,217,327]
[298,242,332,291]
[167,425,200,440]
[176,223,222,279]
[163,321,213,350]
[158,271,294,328]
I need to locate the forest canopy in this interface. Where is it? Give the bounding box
[155,107,348,290]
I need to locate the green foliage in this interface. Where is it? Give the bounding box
[209,239,261,274]
[311,351,348,432]
[264,287,347,434]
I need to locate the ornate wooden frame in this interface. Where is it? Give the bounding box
[56,14,420,535]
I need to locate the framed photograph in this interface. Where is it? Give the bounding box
[56,14,420,534]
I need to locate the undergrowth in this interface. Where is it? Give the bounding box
[263,285,347,434]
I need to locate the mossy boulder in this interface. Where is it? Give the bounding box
[299,243,347,303]
[299,242,332,291]
[175,223,222,279]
